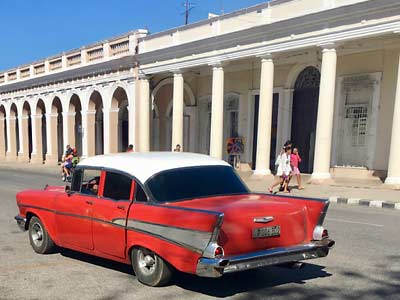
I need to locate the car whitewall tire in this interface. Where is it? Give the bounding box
[28,216,56,254]
[131,247,172,287]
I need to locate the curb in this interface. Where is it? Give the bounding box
[329,196,400,210]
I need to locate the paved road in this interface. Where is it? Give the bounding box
[0,168,399,300]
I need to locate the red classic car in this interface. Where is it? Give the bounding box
[15,152,334,286]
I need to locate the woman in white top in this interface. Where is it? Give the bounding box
[268,146,292,193]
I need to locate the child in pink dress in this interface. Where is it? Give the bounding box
[290,148,303,190]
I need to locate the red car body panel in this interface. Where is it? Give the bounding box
[171,194,327,255]
[125,229,201,274]
[15,166,333,277]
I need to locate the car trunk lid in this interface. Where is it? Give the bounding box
[169,194,308,255]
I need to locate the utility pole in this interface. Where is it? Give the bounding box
[183,0,195,25]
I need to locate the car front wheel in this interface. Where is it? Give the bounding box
[131,247,172,287]
[28,216,56,254]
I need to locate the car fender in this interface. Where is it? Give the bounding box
[16,190,60,245]
[126,230,201,274]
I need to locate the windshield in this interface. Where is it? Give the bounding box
[146,165,249,203]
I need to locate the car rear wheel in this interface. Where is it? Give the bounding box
[28,216,56,254]
[131,247,172,287]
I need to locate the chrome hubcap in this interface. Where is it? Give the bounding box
[137,249,157,275]
[31,223,44,247]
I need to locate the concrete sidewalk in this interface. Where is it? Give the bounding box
[239,171,400,208]
[0,161,57,175]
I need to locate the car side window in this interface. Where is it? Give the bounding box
[103,172,132,201]
[80,169,101,196]
[135,183,148,202]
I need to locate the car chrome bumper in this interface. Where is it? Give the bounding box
[15,215,27,231]
[196,238,335,278]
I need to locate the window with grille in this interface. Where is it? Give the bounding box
[345,106,368,146]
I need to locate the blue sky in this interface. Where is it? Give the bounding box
[0,0,267,71]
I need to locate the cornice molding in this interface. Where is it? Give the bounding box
[0,55,137,94]
[141,19,400,74]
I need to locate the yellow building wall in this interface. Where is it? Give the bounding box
[336,49,398,171]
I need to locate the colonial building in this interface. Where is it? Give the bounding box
[0,30,146,163]
[1,0,400,186]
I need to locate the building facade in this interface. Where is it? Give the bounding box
[1,0,400,185]
[0,30,146,164]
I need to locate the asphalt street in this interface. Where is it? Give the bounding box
[0,167,399,300]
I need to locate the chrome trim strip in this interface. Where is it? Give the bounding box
[209,213,224,243]
[202,213,225,258]
[18,204,55,214]
[19,203,218,254]
[125,225,204,254]
[196,239,335,278]
[114,218,212,235]
[317,201,330,225]
[253,216,274,223]
[19,204,115,226]
[253,192,329,203]
[158,204,222,216]
[124,219,212,253]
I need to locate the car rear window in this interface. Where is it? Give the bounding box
[145,165,249,203]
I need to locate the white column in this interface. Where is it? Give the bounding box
[81,110,96,158]
[311,46,337,182]
[0,117,5,159]
[138,77,150,152]
[210,64,224,159]
[30,114,39,155]
[127,106,135,146]
[6,116,17,161]
[45,113,54,158]
[17,116,25,156]
[281,88,294,144]
[385,53,400,185]
[81,110,88,158]
[103,108,111,154]
[6,116,11,154]
[254,56,274,176]
[62,112,70,149]
[172,71,184,150]
[103,107,120,154]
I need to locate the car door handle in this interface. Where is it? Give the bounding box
[86,200,93,205]
[117,205,126,210]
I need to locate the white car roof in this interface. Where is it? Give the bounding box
[78,152,230,183]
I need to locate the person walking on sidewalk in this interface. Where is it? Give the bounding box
[291,147,303,190]
[268,146,292,193]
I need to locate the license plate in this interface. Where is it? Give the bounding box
[252,225,280,238]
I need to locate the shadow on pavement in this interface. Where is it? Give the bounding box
[59,248,134,275]
[172,263,331,298]
[57,248,400,300]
